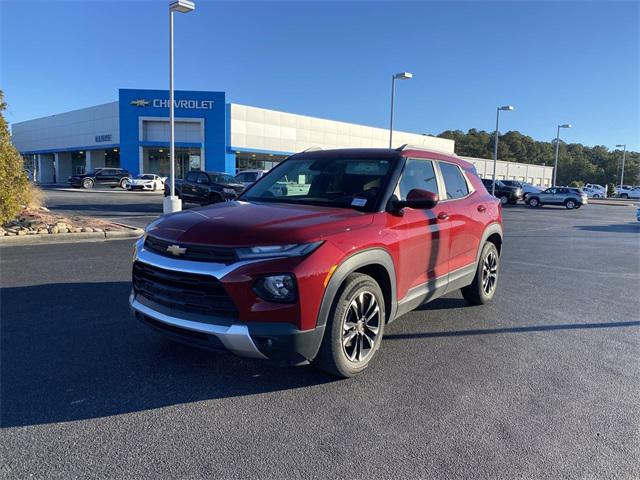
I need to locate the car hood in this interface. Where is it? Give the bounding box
[147,201,374,246]
[130,178,154,184]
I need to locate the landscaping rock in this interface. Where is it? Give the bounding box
[81,227,94,233]
[58,228,69,234]
[17,230,27,236]
[49,226,59,234]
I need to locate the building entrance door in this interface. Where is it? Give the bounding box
[142,147,202,178]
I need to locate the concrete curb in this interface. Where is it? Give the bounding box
[589,199,637,207]
[0,228,143,246]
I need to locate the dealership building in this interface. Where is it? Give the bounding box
[12,88,553,187]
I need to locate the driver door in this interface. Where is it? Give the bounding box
[384,158,451,299]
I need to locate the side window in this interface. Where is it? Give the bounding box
[439,162,470,200]
[186,171,198,182]
[196,173,210,184]
[397,159,439,200]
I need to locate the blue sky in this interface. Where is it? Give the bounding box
[1,0,638,150]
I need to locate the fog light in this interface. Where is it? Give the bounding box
[254,274,297,303]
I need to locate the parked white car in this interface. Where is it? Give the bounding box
[235,169,268,189]
[125,174,166,191]
[584,184,607,198]
[616,186,640,199]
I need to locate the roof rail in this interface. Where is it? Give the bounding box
[396,143,457,155]
[302,146,323,152]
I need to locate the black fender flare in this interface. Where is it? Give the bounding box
[315,248,397,328]
[475,222,504,264]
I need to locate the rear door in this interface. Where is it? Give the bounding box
[181,171,198,199]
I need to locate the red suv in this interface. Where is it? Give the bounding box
[131,146,503,377]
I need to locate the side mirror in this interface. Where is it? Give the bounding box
[391,189,439,211]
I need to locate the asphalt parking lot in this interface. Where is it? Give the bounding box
[1,202,639,479]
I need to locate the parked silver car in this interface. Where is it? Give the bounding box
[527,187,588,209]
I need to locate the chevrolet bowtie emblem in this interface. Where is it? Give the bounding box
[166,244,186,256]
[130,99,150,107]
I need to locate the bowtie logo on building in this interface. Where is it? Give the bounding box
[130,99,150,107]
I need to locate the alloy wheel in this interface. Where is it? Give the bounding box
[341,291,381,363]
[481,251,498,295]
[566,200,575,209]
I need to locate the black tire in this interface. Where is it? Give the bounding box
[119,178,129,189]
[564,198,576,209]
[82,178,94,189]
[314,273,385,378]
[621,194,629,199]
[528,197,540,207]
[499,195,508,205]
[461,242,500,306]
[507,198,518,205]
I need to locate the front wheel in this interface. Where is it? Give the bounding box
[461,242,499,306]
[82,178,94,189]
[621,194,629,199]
[528,197,540,207]
[119,178,129,189]
[499,195,508,205]
[314,273,385,378]
[565,199,576,209]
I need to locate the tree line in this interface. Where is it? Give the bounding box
[436,129,639,187]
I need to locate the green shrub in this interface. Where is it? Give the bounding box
[569,180,584,188]
[0,90,29,224]
[607,183,616,197]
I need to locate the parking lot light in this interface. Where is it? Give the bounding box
[552,124,572,187]
[389,72,413,148]
[616,144,627,188]
[491,105,514,196]
[164,0,195,215]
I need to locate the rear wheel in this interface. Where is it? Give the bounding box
[528,197,540,207]
[119,178,129,189]
[621,194,629,199]
[461,242,499,306]
[82,178,94,189]
[565,199,576,209]
[315,273,385,378]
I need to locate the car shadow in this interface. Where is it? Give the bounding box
[384,320,640,340]
[1,282,335,428]
[574,223,640,233]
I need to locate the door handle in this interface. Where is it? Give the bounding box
[477,205,487,212]
[437,212,449,221]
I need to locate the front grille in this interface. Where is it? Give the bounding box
[132,261,238,318]
[144,236,237,264]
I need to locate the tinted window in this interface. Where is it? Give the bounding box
[398,159,438,200]
[211,174,237,184]
[440,163,470,199]
[236,172,258,183]
[196,173,210,184]
[186,171,198,182]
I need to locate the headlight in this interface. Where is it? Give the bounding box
[236,242,323,260]
[254,274,297,303]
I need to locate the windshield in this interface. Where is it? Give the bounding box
[136,174,155,180]
[242,157,394,210]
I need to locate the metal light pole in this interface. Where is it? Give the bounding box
[491,105,514,196]
[163,0,195,214]
[616,144,627,187]
[389,72,412,148]
[552,123,571,187]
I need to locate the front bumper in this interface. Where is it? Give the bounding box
[130,293,324,364]
[130,241,325,364]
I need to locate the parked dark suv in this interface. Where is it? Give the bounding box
[166,171,245,204]
[69,168,131,189]
[481,178,523,205]
[131,146,503,377]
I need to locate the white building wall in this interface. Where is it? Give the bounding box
[229,104,454,155]
[461,156,553,187]
[11,102,119,153]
